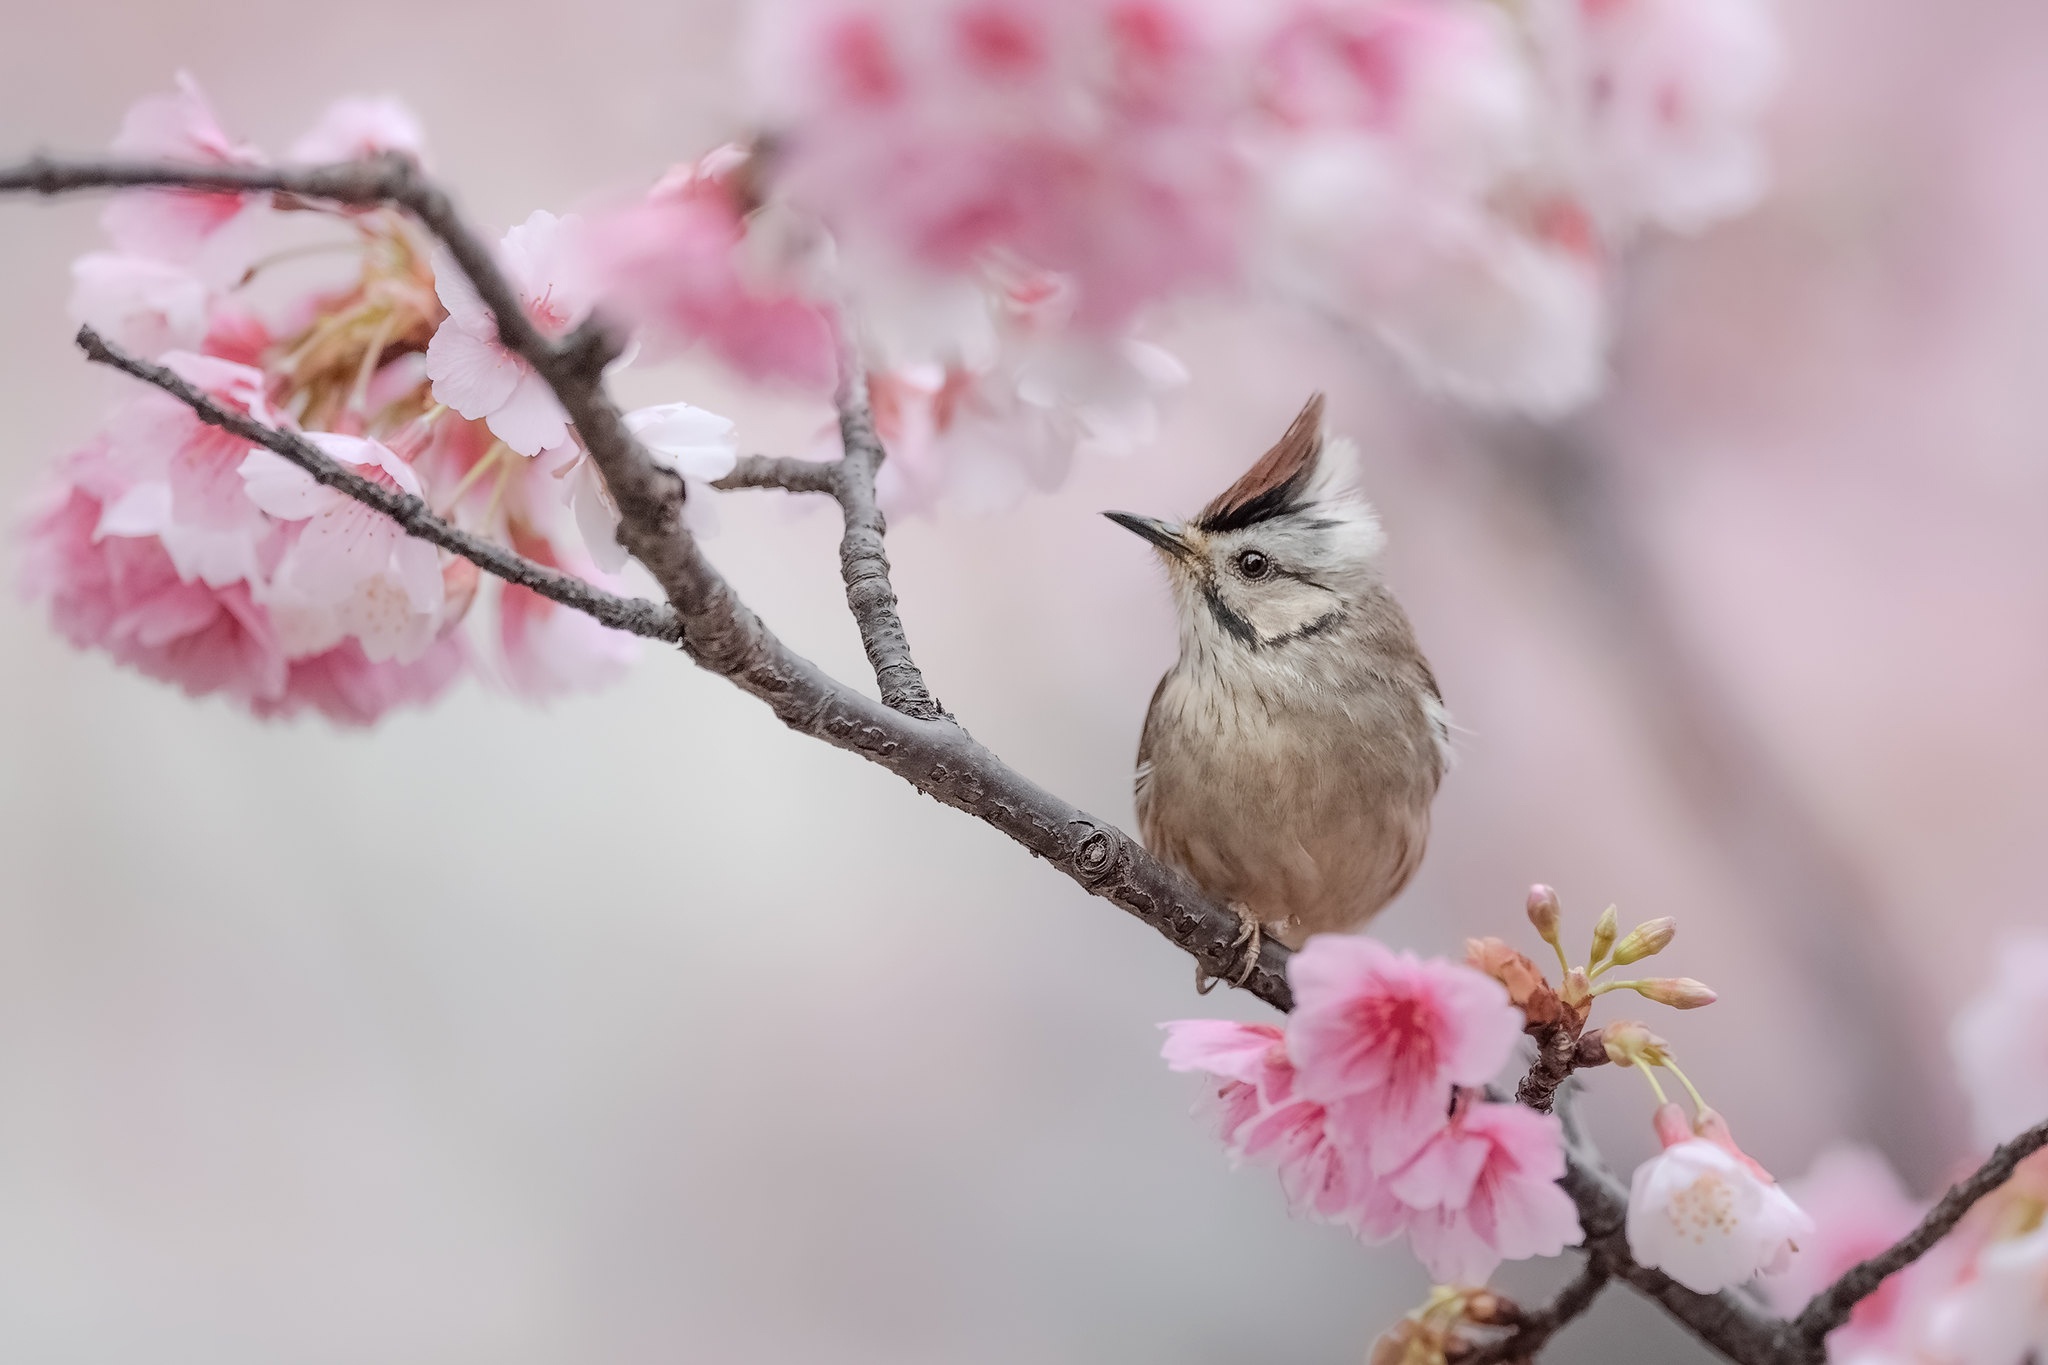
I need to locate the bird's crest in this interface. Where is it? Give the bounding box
[1195,394,1325,534]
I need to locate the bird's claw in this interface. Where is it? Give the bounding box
[1195,903,1266,995]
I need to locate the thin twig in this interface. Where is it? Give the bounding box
[1462,1260,1611,1365]
[1791,1114,2048,1352]
[714,454,840,494]
[829,362,942,719]
[74,325,681,643]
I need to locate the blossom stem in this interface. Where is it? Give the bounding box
[438,440,506,514]
[1633,1059,1669,1105]
[1662,1059,1711,1114]
[346,307,401,417]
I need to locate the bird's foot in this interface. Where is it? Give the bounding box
[1195,903,1266,995]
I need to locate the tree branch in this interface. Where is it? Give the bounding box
[1790,1114,2048,1353]
[1461,1260,1610,1365]
[827,364,943,719]
[714,454,840,494]
[74,324,682,643]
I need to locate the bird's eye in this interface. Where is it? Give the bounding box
[1235,550,1272,580]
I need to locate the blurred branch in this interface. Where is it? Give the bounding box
[1468,418,1960,1182]
[1791,1112,2048,1352]
[73,325,682,643]
[1462,1260,1611,1365]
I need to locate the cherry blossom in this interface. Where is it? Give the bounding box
[560,401,739,572]
[1626,1102,1814,1294]
[751,0,1252,332]
[578,149,838,389]
[1529,0,1784,235]
[19,451,290,707]
[1764,1146,1938,1360]
[239,435,446,663]
[1951,934,2048,1149]
[1924,1225,2048,1365]
[425,210,594,456]
[1378,1096,1583,1286]
[288,95,427,164]
[102,352,277,584]
[255,636,468,726]
[100,72,263,263]
[68,253,210,359]
[1161,1019,1406,1235]
[1286,934,1523,1174]
[495,532,638,701]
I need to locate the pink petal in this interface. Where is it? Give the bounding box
[486,368,572,456]
[425,322,523,420]
[1160,1020,1286,1084]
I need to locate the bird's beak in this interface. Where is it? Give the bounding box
[1103,511,1191,561]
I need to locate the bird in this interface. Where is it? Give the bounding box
[1105,394,1451,992]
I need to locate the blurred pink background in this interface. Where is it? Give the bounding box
[3,0,2046,1360]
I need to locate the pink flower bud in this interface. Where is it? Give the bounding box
[1634,977,1717,1009]
[1526,884,1563,945]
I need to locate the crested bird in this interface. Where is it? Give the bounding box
[1106,394,1450,991]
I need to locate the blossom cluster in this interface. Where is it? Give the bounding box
[1763,935,2048,1365]
[1164,935,1584,1285]
[20,78,740,722]
[1164,891,1834,1322]
[744,0,1782,485]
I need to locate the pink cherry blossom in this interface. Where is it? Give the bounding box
[1763,1146,1931,1358]
[752,0,1252,331]
[240,435,445,663]
[1951,934,2048,1149]
[103,351,277,580]
[255,636,468,727]
[288,95,427,164]
[1530,0,1783,235]
[1927,1225,2048,1365]
[101,72,264,262]
[578,149,838,389]
[19,456,290,707]
[68,253,210,358]
[494,528,637,701]
[425,210,593,456]
[1161,1019,1406,1236]
[1285,934,1523,1174]
[1377,1096,1582,1286]
[1626,1102,1815,1294]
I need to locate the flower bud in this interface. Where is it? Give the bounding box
[1589,904,1618,965]
[1602,1019,1670,1068]
[1609,917,1677,967]
[1631,977,1718,1010]
[1526,884,1563,947]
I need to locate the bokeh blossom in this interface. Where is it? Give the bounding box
[1950,934,2048,1150]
